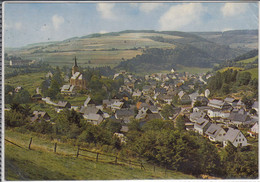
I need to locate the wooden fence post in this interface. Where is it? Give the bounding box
[115,157,117,164]
[54,143,57,153]
[76,146,80,158]
[28,137,33,150]
[96,153,99,162]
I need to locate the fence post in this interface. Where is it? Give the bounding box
[115,156,117,164]
[154,164,155,172]
[96,153,99,162]
[28,137,33,150]
[54,143,57,153]
[76,145,80,158]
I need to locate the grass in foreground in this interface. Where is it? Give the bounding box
[5,130,196,180]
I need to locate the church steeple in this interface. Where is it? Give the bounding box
[74,56,78,67]
[72,56,79,75]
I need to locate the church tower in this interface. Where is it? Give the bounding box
[72,56,79,75]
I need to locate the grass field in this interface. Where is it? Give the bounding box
[7,32,178,67]
[4,129,196,180]
[5,72,47,95]
[242,68,258,79]
[237,56,258,64]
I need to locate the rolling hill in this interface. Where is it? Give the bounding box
[5,30,256,72]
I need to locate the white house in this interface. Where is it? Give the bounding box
[248,123,259,137]
[223,128,247,147]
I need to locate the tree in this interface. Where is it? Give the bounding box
[176,115,186,131]
[193,101,202,107]
[100,119,122,133]
[13,89,31,104]
[221,83,230,94]
[161,104,176,119]
[237,72,251,86]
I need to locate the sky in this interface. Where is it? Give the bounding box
[4,2,259,48]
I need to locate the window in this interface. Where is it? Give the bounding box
[236,139,238,142]
[243,139,244,141]
[239,134,241,137]
[239,139,241,142]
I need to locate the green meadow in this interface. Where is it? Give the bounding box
[5,129,195,180]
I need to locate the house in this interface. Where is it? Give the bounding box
[228,109,251,126]
[142,85,152,95]
[208,99,231,110]
[84,113,103,125]
[84,96,95,107]
[194,118,212,135]
[120,125,129,133]
[248,122,258,137]
[192,96,209,107]
[224,97,239,107]
[179,93,191,105]
[235,99,245,109]
[57,101,71,109]
[115,109,135,123]
[61,85,76,95]
[190,110,211,123]
[111,101,127,111]
[31,94,42,102]
[132,90,142,98]
[46,71,53,78]
[207,108,231,119]
[205,89,210,98]
[154,88,167,95]
[223,127,247,147]
[157,94,173,104]
[252,101,258,114]
[80,106,103,116]
[102,99,120,108]
[30,111,50,122]
[205,124,227,142]
[15,86,23,93]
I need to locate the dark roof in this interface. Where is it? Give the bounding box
[154,88,167,94]
[228,112,249,122]
[205,124,223,138]
[116,109,135,118]
[80,106,103,115]
[146,113,162,120]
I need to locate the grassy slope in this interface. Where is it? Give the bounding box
[242,68,258,79]
[4,130,195,180]
[5,72,47,95]
[237,55,258,64]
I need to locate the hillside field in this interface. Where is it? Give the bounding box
[6,33,177,67]
[5,72,47,95]
[5,129,196,180]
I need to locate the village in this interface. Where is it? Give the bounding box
[9,57,257,149]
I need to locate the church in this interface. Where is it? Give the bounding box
[70,56,87,89]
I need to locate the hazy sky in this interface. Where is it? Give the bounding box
[4,2,259,48]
